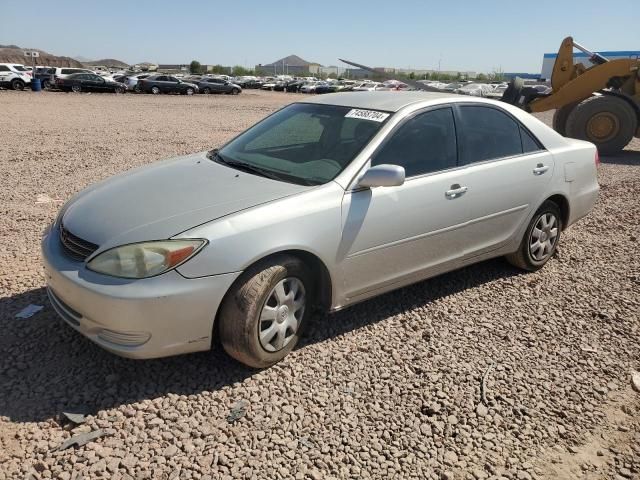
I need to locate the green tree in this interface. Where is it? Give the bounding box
[476,73,488,81]
[189,60,202,74]
[409,72,415,80]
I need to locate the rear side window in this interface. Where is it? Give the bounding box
[457,106,522,164]
[520,126,543,153]
[0,65,9,72]
[372,107,457,177]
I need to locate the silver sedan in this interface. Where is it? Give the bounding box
[42,92,599,367]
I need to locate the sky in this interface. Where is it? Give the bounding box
[1,0,638,74]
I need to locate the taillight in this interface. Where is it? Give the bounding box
[595,150,600,166]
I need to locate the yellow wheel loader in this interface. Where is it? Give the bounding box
[503,37,640,154]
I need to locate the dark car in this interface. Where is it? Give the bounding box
[234,78,262,89]
[55,73,126,93]
[196,77,241,95]
[315,83,338,94]
[138,75,199,95]
[273,80,304,92]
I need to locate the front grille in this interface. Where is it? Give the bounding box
[59,224,98,261]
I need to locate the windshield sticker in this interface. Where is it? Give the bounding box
[345,109,390,123]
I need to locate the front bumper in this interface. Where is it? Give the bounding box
[41,230,240,359]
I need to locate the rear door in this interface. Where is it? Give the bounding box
[167,76,181,93]
[453,104,555,257]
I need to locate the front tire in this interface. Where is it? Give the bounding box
[218,255,313,368]
[203,87,211,94]
[185,87,195,95]
[42,79,50,89]
[151,86,161,94]
[71,84,81,93]
[11,79,25,91]
[231,88,240,95]
[506,200,562,271]
[552,102,578,136]
[565,95,637,155]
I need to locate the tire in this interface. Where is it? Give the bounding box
[115,86,125,94]
[11,79,24,91]
[231,88,240,95]
[203,87,211,94]
[506,200,562,271]
[565,95,637,155]
[552,102,578,136]
[218,255,314,368]
[151,86,161,95]
[71,84,81,93]
[133,84,142,93]
[42,79,50,89]
[185,87,195,95]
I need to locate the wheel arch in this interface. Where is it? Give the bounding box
[601,90,640,122]
[545,193,570,230]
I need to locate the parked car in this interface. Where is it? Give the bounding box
[454,83,494,97]
[197,77,241,95]
[234,77,262,89]
[125,73,152,92]
[300,81,323,93]
[49,67,95,87]
[55,73,127,93]
[261,81,277,91]
[314,82,337,94]
[43,92,599,368]
[138,75,199,95]
[0,64,31,90]
[352,81,380,91]
[33,67,55,88]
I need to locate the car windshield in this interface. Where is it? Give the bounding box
[216,103,389,185]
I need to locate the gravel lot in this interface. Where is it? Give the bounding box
[0,89,638,480]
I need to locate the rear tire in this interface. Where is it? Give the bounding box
[42,79,50,89]
[11,79,24,91]
[185,87,195,95]
[565,95,637,155]
[552,102,578,136]
[506,200,562,271]
[218,255,314,368]
[151,86,161,95]
[203,87,211,94]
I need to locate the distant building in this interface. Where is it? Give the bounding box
[255,55,318,76]
[540,50,640,80]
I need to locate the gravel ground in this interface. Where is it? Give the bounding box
[0,89,638,480]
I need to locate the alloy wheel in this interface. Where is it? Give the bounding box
[258,277,306,352]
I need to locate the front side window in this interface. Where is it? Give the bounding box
[457,106,523,164]
[217,103,389,185]
[372,107,457,177]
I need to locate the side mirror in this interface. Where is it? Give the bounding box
[357,164,405,188]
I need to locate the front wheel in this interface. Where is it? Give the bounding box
[115,86,125,94]
[185,87,195,95]
[42,79,50,89]
[11,79,25,91]
[231,88,240,95]
[203,87,211,94]
[71,84,81,93]
[218,255,313,368]
[506,200,562,271]
[150,86,161,94]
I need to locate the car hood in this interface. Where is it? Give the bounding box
[61,151,310,250]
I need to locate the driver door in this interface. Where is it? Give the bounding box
[339,107,469,301]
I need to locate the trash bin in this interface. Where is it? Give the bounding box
[31,78,42,92]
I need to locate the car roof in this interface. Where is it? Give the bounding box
[303,91,459,112]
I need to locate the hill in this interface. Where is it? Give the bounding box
[83,58,129,68]
[0,45,84,67]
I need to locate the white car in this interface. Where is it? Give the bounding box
[43,91,598,367]
[299,81,321,93]
[0,63,32,90]
[352,81,381,91]
[454,83,494,97]
[125,73,152,92]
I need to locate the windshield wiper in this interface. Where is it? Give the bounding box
[208,149,299,183]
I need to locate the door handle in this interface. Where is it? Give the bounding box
[445,184,468,199]
[533,163,550,175]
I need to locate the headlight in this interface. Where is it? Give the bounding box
[87,240,206,279]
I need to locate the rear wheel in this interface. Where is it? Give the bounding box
[565,95,637,155]
[552,102,578,136]
[11,79,24,91]
[218,255,313,368]
[115,86,125,94]
[185,87,195,95]
[506,200,562,271]
[151,86,161,94]
[42,79,50,89]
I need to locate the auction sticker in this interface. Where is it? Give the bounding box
[345,109,390,123]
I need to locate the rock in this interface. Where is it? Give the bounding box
[444,451,458,465]
[631,371,640,392]
[476,404,489,417]
[163,445,178,458]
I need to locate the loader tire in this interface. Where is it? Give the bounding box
[552,102,578,136]
[565,95,637,155]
